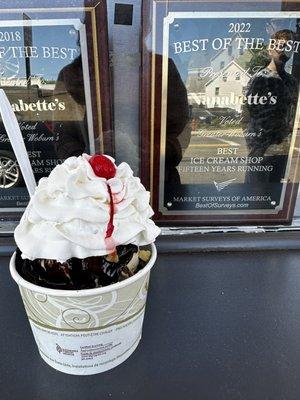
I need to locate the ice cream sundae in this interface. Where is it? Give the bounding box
[14,154,160,290]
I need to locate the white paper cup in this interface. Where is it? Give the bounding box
[10,244,156,375]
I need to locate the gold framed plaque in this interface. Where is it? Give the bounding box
[0,1,112,219]
[142,0,300,225]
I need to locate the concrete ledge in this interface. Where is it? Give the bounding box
[156,230,300,253]
[2,230,300,256]
[0,236,16,256]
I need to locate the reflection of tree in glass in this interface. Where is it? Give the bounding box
[246,46,270,76]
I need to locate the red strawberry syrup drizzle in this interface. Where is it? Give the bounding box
[106,184,114,238]
[89,155,117,253]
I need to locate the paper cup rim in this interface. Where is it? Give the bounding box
[10,243,157,297]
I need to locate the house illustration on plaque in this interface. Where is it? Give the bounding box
[205,60,251,112]
[210,32,251,72]
[186,32,254,115]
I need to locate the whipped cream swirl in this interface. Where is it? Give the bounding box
[15,155,160,261]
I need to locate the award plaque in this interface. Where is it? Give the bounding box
[0,0,112,219]
[142,0,300,225]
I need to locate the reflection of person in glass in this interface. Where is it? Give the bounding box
[165,58,191,191]
[244,29,298,183]
[53,55,89,159]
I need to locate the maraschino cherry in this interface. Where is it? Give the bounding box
[89,154,116,180]
[89,154,116,240]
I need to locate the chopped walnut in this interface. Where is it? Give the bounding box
[105,251,119,263]
[119,267,134,281]
[127,252,139,273]
[138,250,151,262]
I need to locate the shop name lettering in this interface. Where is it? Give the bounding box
[173,37,300,54]
[10,98,66,112]
[190,91,277,107]
[0,46,78,60]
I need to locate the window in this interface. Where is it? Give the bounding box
[2,0,300,232]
